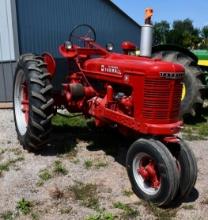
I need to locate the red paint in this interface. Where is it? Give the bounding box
[121,41,136,54]
[163,136,180,143]
[53,32,184,138]
[42,52,56,76]
[21,82,29,124]
[138,159,160,189]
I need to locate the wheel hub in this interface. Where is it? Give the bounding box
[138,160,160,189]
[133,153,161,195]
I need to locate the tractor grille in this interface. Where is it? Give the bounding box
[143,78,182,121]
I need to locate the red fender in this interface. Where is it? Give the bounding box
[42,52,56,77]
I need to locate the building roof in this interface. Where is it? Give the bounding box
[107,0,141,27]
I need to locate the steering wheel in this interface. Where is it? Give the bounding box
[69,24,96,47]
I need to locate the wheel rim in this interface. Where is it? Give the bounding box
[14,70,29,136]
[133,153,161,196]
[181,83,186,101]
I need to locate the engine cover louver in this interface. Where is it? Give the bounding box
[143,78,182,121]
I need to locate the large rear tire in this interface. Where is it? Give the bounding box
[152,51,204,117]
[126,139,179,206]
[13,54,54,151]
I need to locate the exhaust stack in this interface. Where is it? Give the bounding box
[140,8,154,57]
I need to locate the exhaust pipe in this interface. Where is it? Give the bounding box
[140,8,154,57]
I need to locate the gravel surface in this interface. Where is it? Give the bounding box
[0,109,208,220]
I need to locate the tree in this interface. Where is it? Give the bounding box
[200,26,208,48]
[201,25,208,39]
[153,20,170,45]
[167,19,200,48]
[153,19,201,49]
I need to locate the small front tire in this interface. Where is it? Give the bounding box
[126,139,179,206]
[165,139,197,201]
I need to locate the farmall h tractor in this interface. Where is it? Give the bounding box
[13,9,197,206]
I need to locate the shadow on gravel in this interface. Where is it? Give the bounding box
[38,121,199,207]
[167,188,199,208]
[39,124,132,166]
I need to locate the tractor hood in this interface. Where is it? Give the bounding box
[83,53,185,77]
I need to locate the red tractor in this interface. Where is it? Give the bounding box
[13,14,197,206]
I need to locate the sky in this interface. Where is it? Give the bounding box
[113,0,208,29]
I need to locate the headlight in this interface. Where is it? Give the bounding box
[65,41,73,50]
[106,42,114,51]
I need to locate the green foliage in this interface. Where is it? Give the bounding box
[154,20,170,44]
[53,160,68,175]
[52,114,88,128]
[153,18,208,49]
[182,204,195,210]
[0,211,14,220]
[123,189,134,197]
[182,117,208,140]
[143,202,177,219]
[84,160,93,169]
[39,169,52,181]
[37,169,52,186]
[113,202,138,219]
[84,159,108,169]
[201,25,208,39]
[0,157,24,176]
[16,198,32,215]
[70,182,99,210]
[86,212,115,220]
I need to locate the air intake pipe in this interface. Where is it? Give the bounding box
[140,8,154,57]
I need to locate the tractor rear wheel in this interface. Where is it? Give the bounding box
[152,51,204,118]
[13,54,54,151]
[126,139,179,206]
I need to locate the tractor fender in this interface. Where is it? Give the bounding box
[152,44,198,64]
[42,52,56,77]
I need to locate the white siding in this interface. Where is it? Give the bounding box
[0,0,15,61]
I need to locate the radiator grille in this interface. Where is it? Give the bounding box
[143,78,182,120]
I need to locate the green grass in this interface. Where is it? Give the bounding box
[86,212,115,220]
[84,159,108,170]
[143,202,177,220]
[53,160,68,175]
[182,116,208,140]
[123,189,134,197]
[113,202,138,219]
[84,160,93,169]
[39,169,52,181]
[31,212,40,220]
[0,148,7,155]
[16,198,32,215]
[37,169,52,186]
[70,182,99,210]
[60,207,73,214]
[52,114,88,128]
[0,211,14,220]
[0,156,24,176]
[182,204,195,210]
[94,161,108,169]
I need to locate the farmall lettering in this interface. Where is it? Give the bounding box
[101,65,121,74]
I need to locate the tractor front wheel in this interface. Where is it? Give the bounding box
[13,54,54,151]
[126,139,179,206]
[165,139,197,202]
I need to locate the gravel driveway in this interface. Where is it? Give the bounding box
[0,109,208,220]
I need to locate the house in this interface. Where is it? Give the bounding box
[0,0,140,103]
